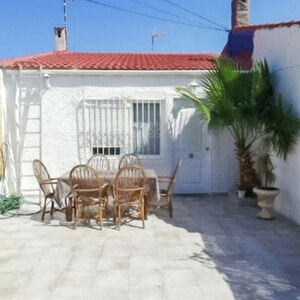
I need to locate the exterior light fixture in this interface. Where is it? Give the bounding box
[43,73,51,89]
[188,80,199,93]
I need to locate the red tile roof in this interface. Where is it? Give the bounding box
[0,51,217,71]
[232,20,300,32]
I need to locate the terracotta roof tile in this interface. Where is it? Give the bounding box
[0,51,217,71]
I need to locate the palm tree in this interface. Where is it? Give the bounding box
[176,58,300,190]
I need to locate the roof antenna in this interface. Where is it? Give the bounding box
[152,30,165,52]
[63,0,74,50]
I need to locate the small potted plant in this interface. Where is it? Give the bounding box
[253,147,279,220]
[237,183,247,198]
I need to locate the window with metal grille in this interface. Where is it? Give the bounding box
[133,102,160,155]
[79,99,161,159]
[92,147,121,155]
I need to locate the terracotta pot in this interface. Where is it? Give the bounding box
[253,187,280,220]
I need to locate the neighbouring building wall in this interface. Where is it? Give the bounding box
[2,71,237,200]
[252,25,300,224]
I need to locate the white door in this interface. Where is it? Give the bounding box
[172,98,210,194]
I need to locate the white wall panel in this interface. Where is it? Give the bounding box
[3,71,237,198]
[253,25,300,224]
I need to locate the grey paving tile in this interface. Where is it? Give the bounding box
[129,286,164,300]
[51,286,97,300]
[93,287,129,300]
[57,270,94,287]
[98,256,129,271]
[129,256,161,270]
[165,285,204,300]
[129,269,163,287]
[67,256,100,272]
[0,195,300,300]
[93,270,129,289]
[163,269,198,287]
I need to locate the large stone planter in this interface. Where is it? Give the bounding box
[253,187,280,220]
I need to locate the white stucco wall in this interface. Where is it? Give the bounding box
[1,71,19,195]
[2,70,237,199]
[253,24,300,224]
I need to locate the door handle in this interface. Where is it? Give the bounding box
[205,147,210,151]
[188,153,194,158]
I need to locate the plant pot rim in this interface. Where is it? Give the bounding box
[253,186,280,196]
[254,186,279,191]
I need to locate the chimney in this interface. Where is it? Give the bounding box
[54,27,67,51]
[232,0,249,28]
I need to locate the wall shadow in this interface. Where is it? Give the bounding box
[151,195,300,299]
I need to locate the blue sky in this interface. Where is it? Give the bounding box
[0,0,300,59]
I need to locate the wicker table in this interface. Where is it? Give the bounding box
[54,169,160,214]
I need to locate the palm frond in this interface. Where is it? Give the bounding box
[265,95,300,159]
[256,152,276,187]
[176,58,300,159]
[175,87,211,123]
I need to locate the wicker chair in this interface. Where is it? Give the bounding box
[32,159,60,221]
[113,165,146,230]
[118,154,142,169]
[69,165,108,230]
[151,160,182,218]
[87,154,110,172]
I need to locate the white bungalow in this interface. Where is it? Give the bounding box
[0,28,236,202]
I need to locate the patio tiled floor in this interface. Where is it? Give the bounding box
[1,195,300,300]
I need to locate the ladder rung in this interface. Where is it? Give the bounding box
[21,132,40,135]
[21,189,40,192]
[26,118,40,120]
[20,175,35,177]
[20,103,41,106]
[21,195,40,200]
[20,160,35,163]
[21,146,40,149]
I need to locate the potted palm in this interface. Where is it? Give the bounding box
[176,58,300,196]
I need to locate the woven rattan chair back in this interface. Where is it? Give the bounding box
[87,154,110,172]
[113,165,146,229]
[33,159,54,198]
[118,154,142,169]
[114,165,146,202]
[69,165,102,201]
[69,165,104,229]
[167,159,182,195]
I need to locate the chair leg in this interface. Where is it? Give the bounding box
[99,205,103,231]
[117,205,121,231]
[113,204,116,223]
[74,204,79,230]
[41,197,47,221]
[144,195,148,220]
[141,200,145,229]
[105,198,109,220]
[168,196,173,218]
[50,201,54,217]
[73,199,77,221]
